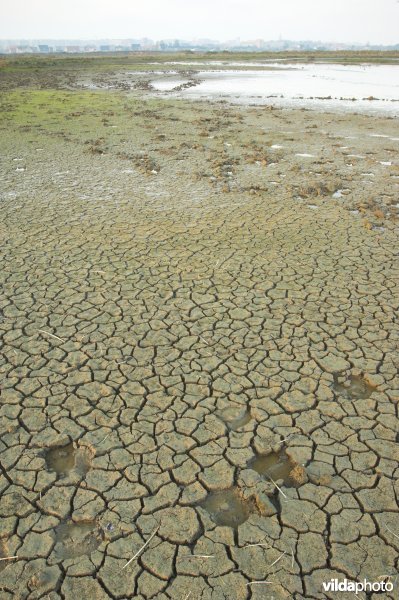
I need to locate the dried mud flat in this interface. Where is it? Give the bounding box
[0,59,398,599]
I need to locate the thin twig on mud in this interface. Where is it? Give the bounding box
[37,329,65,342]
[269,551,286,569]
[244,543,270,548]
[180,554,215,558]
[276,434,295,445]
[96,432,111,446]
[121,526,159,570]
[385,525,399,540]
[266,475,287,498]
[0,556,18,561]
[246,581,273,586]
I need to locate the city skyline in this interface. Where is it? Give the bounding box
[1,36,398,56]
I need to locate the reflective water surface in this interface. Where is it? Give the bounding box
[151,63,399,115]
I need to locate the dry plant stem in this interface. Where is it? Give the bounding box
[121,526,159,570]
[37,329,65,342]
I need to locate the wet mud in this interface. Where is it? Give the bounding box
[333,374,376,400]
[45,443,93,478]
[53,521,103,560]
[200,488,252,528]
[248,450,304,487]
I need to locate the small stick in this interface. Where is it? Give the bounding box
[385,525,399,540]
[246,581,273,586]
[37,330,64,342]
[244,543,269,548]
[121,526,159,570]
[183,593,192,600]
[180,554,215,558]
[0,556,18,561]
[267,475,287,499]
[269,551,286,569]
[96,432,111,446]
[276,434,295,445]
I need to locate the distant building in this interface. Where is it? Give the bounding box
[0,38,397,55]
[16,45,34,53]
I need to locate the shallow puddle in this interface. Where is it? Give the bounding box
[169,64,399,116]
[216,406,251,431]
[53,521,102,560]
[333,375,375,399]
[200,488,251,528]
[249,451,292,482]
[248,451,305,487]
[45,443,92,477]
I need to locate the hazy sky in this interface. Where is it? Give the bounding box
[1,0,398,44]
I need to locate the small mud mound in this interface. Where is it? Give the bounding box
[45,443,93,478]
[216,406,251,431]
[200,487,251,528]
[333,375,375,399]
[53,521,102,560]
[248,451,306,487]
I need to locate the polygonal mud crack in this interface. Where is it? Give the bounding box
[158,506,201,544]
[45,443,93,478]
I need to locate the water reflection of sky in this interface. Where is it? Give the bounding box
[151,63,399,115]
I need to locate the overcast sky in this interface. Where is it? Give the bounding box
[1,0,398,44]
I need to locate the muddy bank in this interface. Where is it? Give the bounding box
[0,58,398,599]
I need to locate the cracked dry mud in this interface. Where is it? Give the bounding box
[0,61,398,599]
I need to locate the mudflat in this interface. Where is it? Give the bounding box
[0,54,398,599]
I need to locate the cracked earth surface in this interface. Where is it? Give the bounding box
[0,62,398,599]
